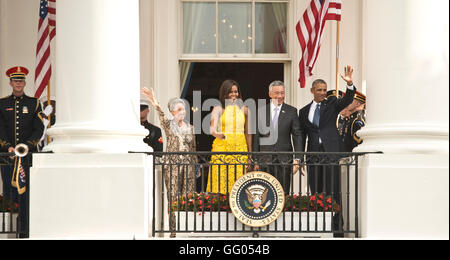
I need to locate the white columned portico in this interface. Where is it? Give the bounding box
[357,0,449,239]
[30,0,152,239]
[44,0,148,153]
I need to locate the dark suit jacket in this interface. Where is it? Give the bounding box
[253,102,302,158]
[299,87,356,153]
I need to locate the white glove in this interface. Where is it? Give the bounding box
[43,105,53,117]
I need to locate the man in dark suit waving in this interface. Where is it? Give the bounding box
[299,66,356,155]
[298,65,356,235]
[253,81,302,194]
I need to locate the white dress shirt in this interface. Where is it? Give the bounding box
[308,101,321,125]
[308,101,322,144]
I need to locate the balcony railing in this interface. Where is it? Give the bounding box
[149,151,373,238]
[1,151,376,239]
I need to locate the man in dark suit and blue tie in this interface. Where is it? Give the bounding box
[298,65,356,236]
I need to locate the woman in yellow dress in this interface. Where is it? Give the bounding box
[207,79,252,195]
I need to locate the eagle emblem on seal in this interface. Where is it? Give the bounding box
[245,184,271,214]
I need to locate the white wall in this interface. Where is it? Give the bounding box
[0,0,41,97]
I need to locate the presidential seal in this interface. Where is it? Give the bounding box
[229,171,285,228]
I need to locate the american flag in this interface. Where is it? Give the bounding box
[35,0,56,98]
[296,0,341,88]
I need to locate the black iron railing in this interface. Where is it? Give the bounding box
[148,151,373,238]
[0,151,374,239]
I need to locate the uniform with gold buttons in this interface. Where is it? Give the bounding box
[337,110,365,152]
[0,94,45,152]
[0,66,44,238]
[335,91,366,152]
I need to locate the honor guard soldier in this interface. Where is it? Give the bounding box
[140,101,163,152]
[335,90,366,152]
[0,66,45,238]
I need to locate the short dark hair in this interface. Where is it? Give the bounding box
[140,104,149,111]
[219,79,242,108]
[312,79,327,89]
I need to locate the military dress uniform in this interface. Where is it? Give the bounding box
[0,66,44,237]
[336,91,366,152]
[337,110,366,152]
[0,95,45,152]
[142,121,163,152]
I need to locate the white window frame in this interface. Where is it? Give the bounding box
[179,0,291,60]
[178,0,297,104]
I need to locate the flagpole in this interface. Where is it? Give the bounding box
[47,18,52,144]
[335,20,340,97]
[47,81,51,127]
[46,81,52,144]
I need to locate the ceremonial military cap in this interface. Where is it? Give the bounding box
[6,66,29,80]
[327,89,344,99]
[140,100,149,111]
[354,91,366,103]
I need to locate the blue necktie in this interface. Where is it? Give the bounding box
[313,104,321,127]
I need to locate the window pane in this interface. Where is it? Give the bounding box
[255,3,287,54]
[218,3,252,54]
[183,2,216,54]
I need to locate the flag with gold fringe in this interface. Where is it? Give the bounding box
[11,158,27,195]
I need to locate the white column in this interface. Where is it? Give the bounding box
[45,0,149,153]
[356,0,449,239]
[356,0,449,154]
[30,0,153,239]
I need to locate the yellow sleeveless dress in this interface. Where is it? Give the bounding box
[207,105,248,194]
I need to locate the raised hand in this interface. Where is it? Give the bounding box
[141,87,158,106]
[340,65,354,86]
